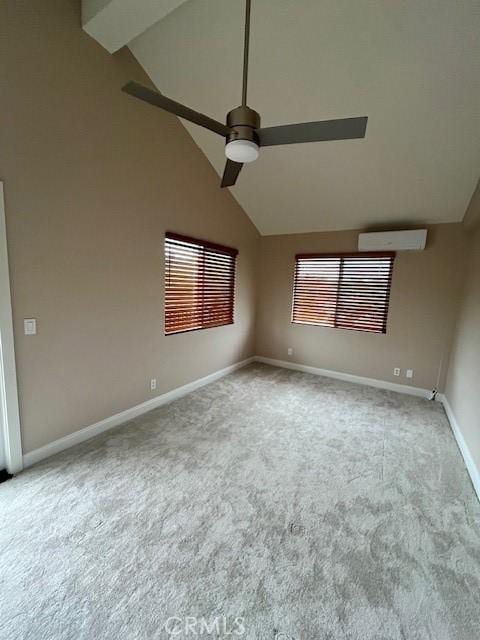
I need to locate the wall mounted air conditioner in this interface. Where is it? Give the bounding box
[358,229,427,252]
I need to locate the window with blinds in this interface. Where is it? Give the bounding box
[164,232,237,335]
[292,252,395,334]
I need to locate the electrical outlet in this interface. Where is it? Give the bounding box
[393,367,401,377]
[406,369,414,379]
[150,378,157,391]
[287,347,293,356]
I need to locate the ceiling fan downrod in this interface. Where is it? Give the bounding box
[242,0,251,106]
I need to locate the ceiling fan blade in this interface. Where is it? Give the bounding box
[122,82,231,137]
[221,160,243,188]
[258,116,368,147]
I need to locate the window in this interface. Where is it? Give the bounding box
[292,252,395,334]
[164,232,237,335]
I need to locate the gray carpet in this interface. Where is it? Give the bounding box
[1,363,479,640]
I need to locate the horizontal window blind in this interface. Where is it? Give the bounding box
[292,252,395,334]
[165,232,237,335]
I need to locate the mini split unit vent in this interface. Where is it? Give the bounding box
[358,229,427,252]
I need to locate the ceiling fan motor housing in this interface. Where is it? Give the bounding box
[226,106,261,144]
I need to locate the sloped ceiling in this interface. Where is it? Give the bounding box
[127,0,480,235]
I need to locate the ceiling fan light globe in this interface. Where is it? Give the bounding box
[225,140,259,163]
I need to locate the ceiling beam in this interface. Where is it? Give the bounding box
[82,0,189,53]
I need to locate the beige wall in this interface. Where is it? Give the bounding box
[256,224,466,391]
[445,218,480,478]
[463,179,480,231]
[0,0,260,453]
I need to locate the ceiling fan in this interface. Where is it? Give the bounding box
[122,0,368,188]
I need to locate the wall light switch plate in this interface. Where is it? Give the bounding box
[393,367,401,377]
[406,369,414,379]
[24,318,37,335]
[287,348,293,356]
[150,378,157,391]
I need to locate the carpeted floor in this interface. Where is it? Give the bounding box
[1,363,479,640]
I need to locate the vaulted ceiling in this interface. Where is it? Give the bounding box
[84,0,480,235]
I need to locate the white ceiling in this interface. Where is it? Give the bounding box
[127,0,480,235]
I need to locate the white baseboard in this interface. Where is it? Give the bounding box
[23,357,254,468]
[255,356,432,399]
[439,394,480,503]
